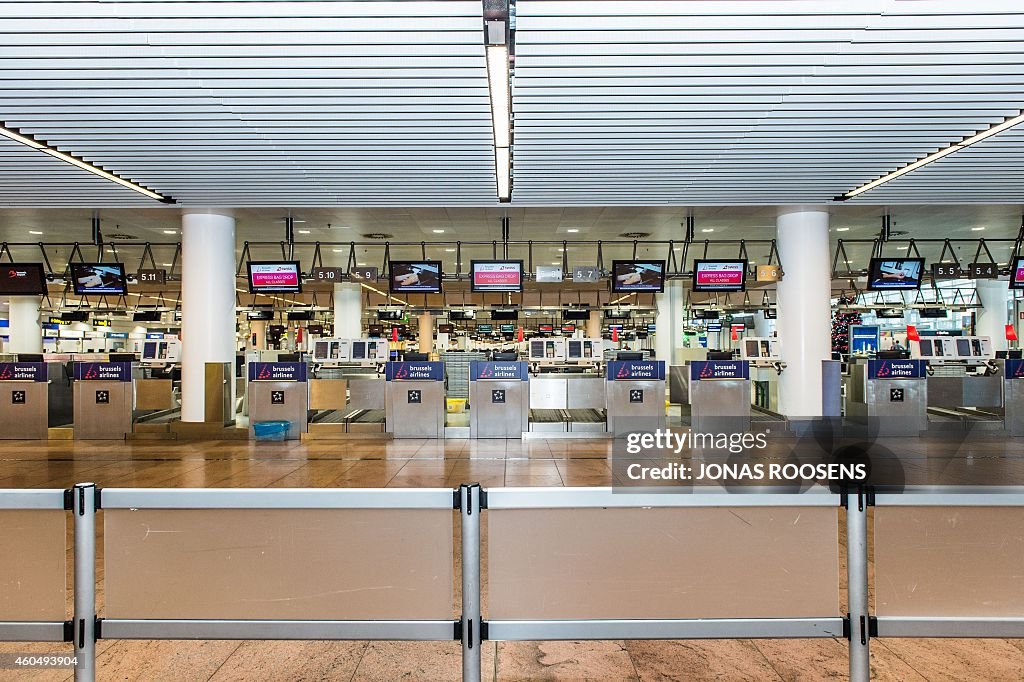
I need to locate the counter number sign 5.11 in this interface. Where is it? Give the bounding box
[137,269,166,284]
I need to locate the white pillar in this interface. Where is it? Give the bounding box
[181,209,236,423]
[7,297,43,354]
[248,320,267,351]
[585,314,601,340]
[655,281,683,363]
[333,283,362,338]
[776,207,832,418]
[976,279,1010,352]
[418,312,433,354]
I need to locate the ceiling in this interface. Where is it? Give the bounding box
[0,1,1022,207]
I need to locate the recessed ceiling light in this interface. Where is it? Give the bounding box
[332,248,345,253]
[971,226,986,231]
[550,262,560,265]
[433,229,445,234]
[162,229,177,234]
[357,262,367,267]
[297,229,310,234]
[29,230,43,235]
[835,227,850,232]
[701,228,715,233]
[161,263,172,267]
[445,248,456,252]
[566,228,579,233]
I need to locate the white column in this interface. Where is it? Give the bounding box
[776,207,832,418]
[418,312,433,354]
[976,279,1010,352]
[585,314,601,340]
[333,282,362,338]
[180,209,236,423]
[248,320,267,351]
[655,281,683,363]
[7,297,43,354]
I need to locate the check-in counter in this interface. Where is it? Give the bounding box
[0,362,49,439]
[845,358,927,436]
[247,361,309,440]
[384,361,445,438]
[1005,359,1024,436]
[469,360,529,438]
[686,360,751,434]
[73,361,133,439]
[605,360,667,435]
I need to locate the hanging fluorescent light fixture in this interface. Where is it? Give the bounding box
[485,21,512,202]
[0,124,173,203]
[838,112,1024,200]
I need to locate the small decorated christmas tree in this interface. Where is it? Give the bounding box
[831,296,862,355]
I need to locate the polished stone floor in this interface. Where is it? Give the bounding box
[1,435,1024,681]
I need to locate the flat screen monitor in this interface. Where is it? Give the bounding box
[692,259,747,292]
[867,258,924,290]
[61,311,89,323]
[351,341,366,360]
[919,308,948,319]
[1011,257,1024,290]
[563,308,591,320]
[248,261,302,294]
[697,309,720,320]
[142,342,158,360]
[389,261,441,293]
[561,324,575,333]
[133,310,162,322]
[438,324,454,334]
[919,339,934,356]
[404,352,429,361]
[878,350,909,360]
[70,263,127,295]
[287,310,313,321]
[875,308,905,319]
[471,260,523,293]
[764,309,777,319]
[608,324,624,332]
[539,324,554,334]
[617,351,644,361]
[449,310,475,321]
[0,263,47,295]
[247,309,274,321]
[491,309,518,321]
[707,351,734,360]
[477,324,493,333]
[367,324,384,337]
[605,310,631,320]
[493,351,518,361]
[499,324,515,333]
[611,260,665,293]
[378,310,403,321]
[109,353,135,363]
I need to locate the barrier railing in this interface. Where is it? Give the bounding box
[4,482,1024,681]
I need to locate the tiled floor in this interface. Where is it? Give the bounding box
[1,435,1023,680]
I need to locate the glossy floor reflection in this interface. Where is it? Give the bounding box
[1,435,1023,680]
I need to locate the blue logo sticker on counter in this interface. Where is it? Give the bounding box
[0,362,47,382]
[607,360,666,381]
[470,361,528,381]
[1007,359,1024,380]
[74,362,132,382]
[385,361,445,382]
[690,360,750,381]
[867,359,926,380]
[248,362,308,382]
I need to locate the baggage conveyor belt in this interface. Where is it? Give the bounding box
[528,408,607,433]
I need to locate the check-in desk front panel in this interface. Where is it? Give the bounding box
[384,362,445,438]
[469,361,529,438]
[73,362,133,440]
[605,361,666,435]
[687,361,750,434]
[1004,360,1024,436]
[0,362,48,439]
[847,360,927,436]
[247,362,309,440]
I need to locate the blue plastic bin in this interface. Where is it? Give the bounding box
[253,420,290,441]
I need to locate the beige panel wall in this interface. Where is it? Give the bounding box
[0,510,66,621]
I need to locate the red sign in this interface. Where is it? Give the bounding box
[1007,324,1019,342]
[906,325,920,342]
[250,263,299,289]
[695,262,744,286]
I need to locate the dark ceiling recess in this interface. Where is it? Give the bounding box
[107,233,138,240]
[362,233,395,240]
[619,232,651,239]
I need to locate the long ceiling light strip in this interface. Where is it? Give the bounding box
[485,20,512,202]
[0,124,174,203]
[839,112,1024,200]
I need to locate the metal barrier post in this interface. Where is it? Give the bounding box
[73,483,97,682]
[460,483,482,682]
[847,486,870,682]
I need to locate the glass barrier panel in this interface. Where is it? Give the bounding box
[488,507,838,619]
[0,510,66,621]
[105,508,452,620]
[875,506,1024,617]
